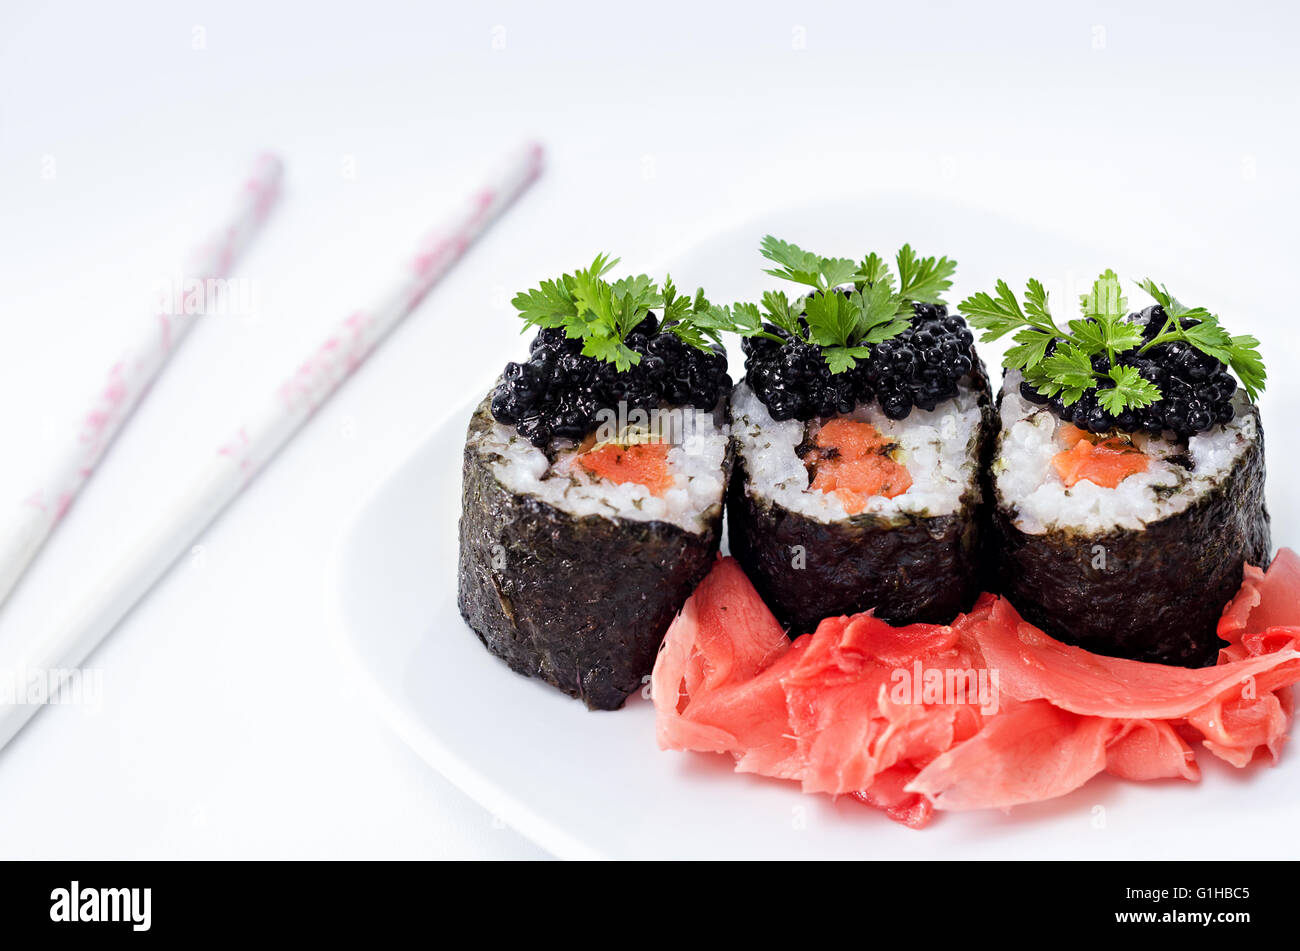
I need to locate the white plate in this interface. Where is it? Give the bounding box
[336,197,1298,859]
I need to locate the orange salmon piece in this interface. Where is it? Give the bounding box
[1052,431,1148,488]
[813,417,890,455]
[806,419,912,513]
[1058,423,1093,448]
[577,442,674,496]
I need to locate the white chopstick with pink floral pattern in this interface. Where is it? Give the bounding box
[223,142,544,478]
[0,142,543,752]
[0,155,283,608]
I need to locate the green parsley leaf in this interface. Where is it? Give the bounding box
[759,235,856,290]
[1024,278,1052,324]
[822,345,874,373]
[581,335,641,372]
[1068,315,1142,355]
[855,252,891,287]
[728,301,764,334]
[759,290,801,337]
[1004,326,1055,370]
[660,284,729,351]
[1137,279,1267,400]
[854,282,903,339]
[564,303,611,341]
[1040,342,1096,390]
[820,258,860,290]
[569,261,617,323]
[1098,364,1161,414]
[1182,320,1233,362]
[803,289,860,348]
[1104,322,1144,353]
[677,300,785,350]
[608,273,659,337]
[1229,334,1266,400]
[1020,362,1057,395]
[512,278,577,330]
[959,280,1036,342]
[660,274,690,326]
[758,235,821,281]
[1079,268,1127,324]
[666,321,710,351]
[1137,279,1213,324]
[1065,317,1107,353]
[895,244,957,303]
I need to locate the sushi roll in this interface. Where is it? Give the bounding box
[962,270,1270,667]
[722,238,996,633]
[458,257,734,710]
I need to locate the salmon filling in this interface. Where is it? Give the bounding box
[1052,423,1149,489]
[803,418,912,514]
[577,441,674,496]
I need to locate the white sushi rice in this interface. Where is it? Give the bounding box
[995,369,1257,535]
[476,406,728,533]
[730,381,985,521]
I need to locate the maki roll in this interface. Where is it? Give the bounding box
[723,238,995,633]
[458,257,734,710]
[962,270,1270,666]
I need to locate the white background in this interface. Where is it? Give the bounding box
[0,0,1295,858]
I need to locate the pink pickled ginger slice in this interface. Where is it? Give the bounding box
[964,596,1300,720]
[650,550,1300,827]
[653,556,791,755]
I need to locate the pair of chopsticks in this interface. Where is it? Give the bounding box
[0,143,545,751]
[0,153,285,606]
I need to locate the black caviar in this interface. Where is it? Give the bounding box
[741,300,977,422]
[490,314,732,447]
[1018,305,1238,438]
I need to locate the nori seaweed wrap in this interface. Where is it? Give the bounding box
[457,394,728,709]
[727,362,996,634]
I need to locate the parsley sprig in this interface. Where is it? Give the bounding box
[717,236,957,373]
[958,270,1266,412]
[512,255,733,372]
[1137,280,1266,399]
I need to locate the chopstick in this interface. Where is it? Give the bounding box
[0,155,284,608]
[0,142,544,752]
